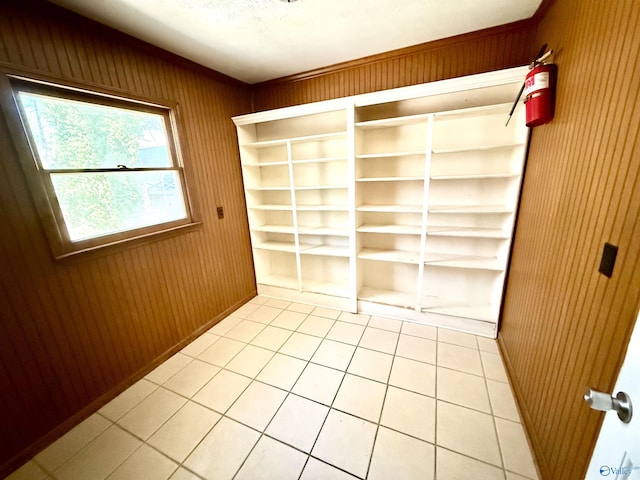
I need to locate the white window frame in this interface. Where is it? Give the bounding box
[1,73,200,259]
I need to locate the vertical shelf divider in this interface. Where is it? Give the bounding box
[416,114,434,311]
[286,139,303,292]
[346,104,358,312]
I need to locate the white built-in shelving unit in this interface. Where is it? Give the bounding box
[233,66,530,337]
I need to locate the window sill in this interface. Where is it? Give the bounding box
[54,221,203,263]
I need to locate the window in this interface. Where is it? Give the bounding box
[7,77,197,258]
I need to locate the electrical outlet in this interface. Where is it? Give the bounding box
[217,206,224,219]
[598,242,618,278]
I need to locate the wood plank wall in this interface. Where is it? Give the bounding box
[0,1,255,475]
[252,20,536,111]
[499,0,640,478]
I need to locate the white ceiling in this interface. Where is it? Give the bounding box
[49,0,542,84]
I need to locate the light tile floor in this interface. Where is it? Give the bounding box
[8,296,539,480]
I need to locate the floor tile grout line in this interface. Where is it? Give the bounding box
[482,348,508,476]
[298,313,370,478]
[179,305,289,480]
[363,316,401,479]
[100,405,217,477]
[228,304,333,480]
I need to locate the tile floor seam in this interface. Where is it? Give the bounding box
[436,445,512,478]
[363,315,402,480]
[434,326,439,480]
[111,408,206,465]
[50,423,142,480]
[30,458,56,480]
[300,317,368,478]
[477,356,509,480]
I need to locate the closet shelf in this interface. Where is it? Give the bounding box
[294,185,348,191]
[359,287,417,309]
[247,186,290,191]
[290,131,347,143]
[355,114,430,129]
[428,204,512,214]
[243,131,346,148]
[299,226,350,236]
[304,281,350,298]
[248,204,293,211]
[300,245,350,257]
[432,142,525,154]
[427,226,509,238]
[358,248,420,264]
[252,225,296,234]
[356,151,425,159]
[356,176,424,183]
[357,224,422,235]
[357,204,423,213]
[243,160,289,167]
[430,173,519,180]
[296,204,348,211]
[421,300,494,322]
[257,275,299,290]
[292,156,347,164]
[424,253,503,271]
[254,241,297,253]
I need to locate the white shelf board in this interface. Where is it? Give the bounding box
[355,114,431,129]
[357,204,423,213]
[299,226,350,236]
[292,156,347,164]
[357,224,423,235]
[424,253,504,271]
[242,139,288,148]
[432,142,525,154]
[248,204,293,211]
[356,176,424,182]
[358,287,417,309]
[421,301,495,322]
[289,131,347,143]
[257,275,299,290]
[303,281,350,298]
[247,186,291,191]
[297,204,348,211]
[243,131,346,149]
[294,185,349,191]
[430,173,520,180]
[252,225,296,234]
[242,160,289,167]
[358,248,420,264]
[428,204,512,214]
[254,241,297,253]
[300,245,350,257]
[356,151,426,159]
[426,226,509,238]
[432,102,512,119]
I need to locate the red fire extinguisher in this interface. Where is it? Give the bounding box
[506,46,558,128]
[524,61,558,127]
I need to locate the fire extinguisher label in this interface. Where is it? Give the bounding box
[525,71,550,95]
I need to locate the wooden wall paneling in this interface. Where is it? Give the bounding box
[0,0,255,475]
[499,0,640,478]
[251,20,536,112]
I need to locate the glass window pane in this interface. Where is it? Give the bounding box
[50,171,187,241]
[17,92,172,169]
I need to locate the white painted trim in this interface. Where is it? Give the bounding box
[232,66,529,125]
